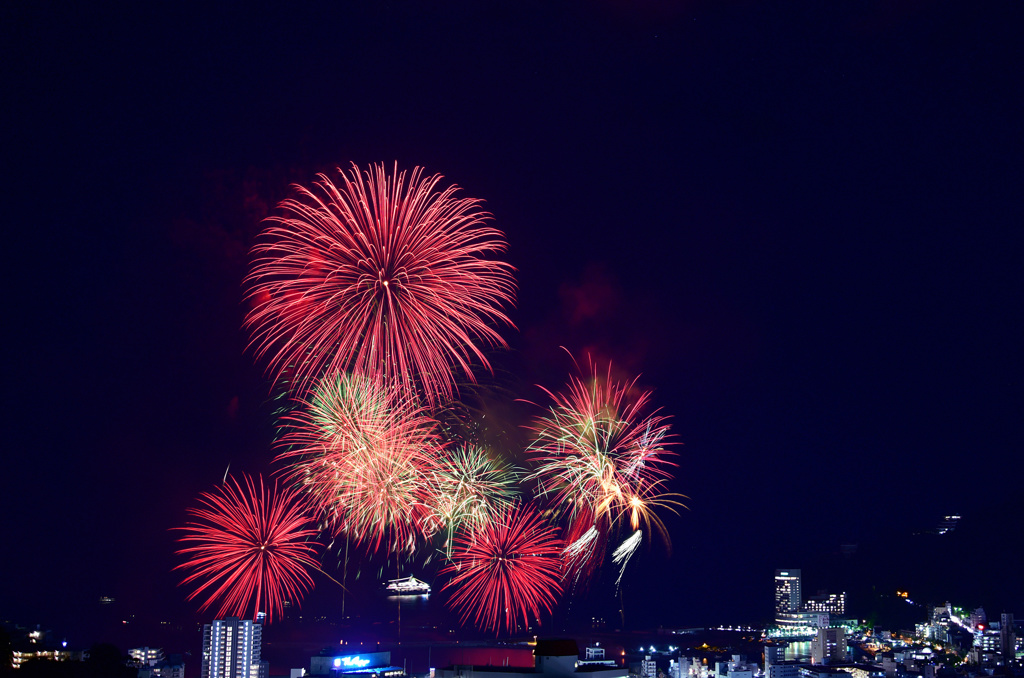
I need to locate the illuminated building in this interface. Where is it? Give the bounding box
[674,656,708,678]
[10,648,79,669]
[579,646,617,675]
[976,627,1001,652]
[763,643,788,674]
[803,593,845,617]
[201,617,268,678]
[799,666,881,678]
[810,628,846,665]
[131,647,166,667]
[775,570,802,620]
[774,612,830,634]
[310,651,404,678]
[773,570,848,635]
[839,665,884,678]
[798,666,850,678]
[966,614,1018,667]
[8,629,86,670]
[714,655,755,678]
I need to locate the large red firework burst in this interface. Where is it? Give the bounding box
[525,362,680,580]
[442,502,563,634]
[245,163,516,404]
[175,474,320,624]
[277,371,444,553]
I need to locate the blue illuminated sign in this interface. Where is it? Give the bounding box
[329,653,389,672]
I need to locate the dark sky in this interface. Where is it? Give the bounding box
[4,1,1023,645]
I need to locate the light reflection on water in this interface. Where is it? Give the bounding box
[385,593,432,610]
[786,641,812,661]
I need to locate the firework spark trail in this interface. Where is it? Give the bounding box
[526,365,675,525]
[277,371,444,553]
[612,529,643,590]
[427,445,520,556]
[562,521,602,586]
[563,525,599,563]
[175,474,320,624]
[620,478,686,545]
[245,163,516,404]
[442,502,563,634]
[525,362,677,578]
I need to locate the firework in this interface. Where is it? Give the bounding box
[277,371,443,553]
[175,474,320,624]
[245,163,516,403]
[561,519,602,583]
[427,445,520,555]
[526,362,680,577]
[620,478,684,545]
[442,502,563,634]
[612,529,642,590]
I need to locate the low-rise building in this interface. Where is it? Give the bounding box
[434,640,627,678]
[130,647,167,667]
[766,661,803,678]
[714,655,756,678]
[310,651,404,678]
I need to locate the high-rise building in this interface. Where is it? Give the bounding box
[1000,613,1016,662]
[775,570,802,623]
[764,643,788,670]
[201,617,268,678]
[810,628,846,665]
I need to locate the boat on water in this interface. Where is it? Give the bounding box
[385,576,431,595]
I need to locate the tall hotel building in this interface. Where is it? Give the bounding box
[201,617,269,678]
[775,570,802,619]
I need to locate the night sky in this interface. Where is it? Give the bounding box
[4,1,1023,647]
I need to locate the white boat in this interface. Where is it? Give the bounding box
[385,576,431,595]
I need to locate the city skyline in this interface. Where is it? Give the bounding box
[4,1,1023,645]
[7,602,1020,678]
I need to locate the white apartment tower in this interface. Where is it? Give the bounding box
[201,617,267,678]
